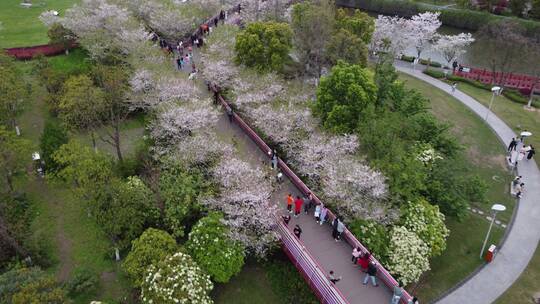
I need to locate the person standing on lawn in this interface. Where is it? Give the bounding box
[294,196,303,217]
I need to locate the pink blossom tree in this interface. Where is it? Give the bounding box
[433,33,475,66]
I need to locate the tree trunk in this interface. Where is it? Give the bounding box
[113,123,123,163]
[91,132,98,152]
[5,172,14,193]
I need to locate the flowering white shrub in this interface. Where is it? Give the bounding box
[186,212,245,283]
[401,199,449,257]
[416,143,443,167]
[387,226,430,286]
[141,252,213,304]
[39,10,61,27]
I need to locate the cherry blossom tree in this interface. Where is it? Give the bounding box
[207,154,278,257]
[408,12,441,58]
[371,15,411,55]
[433,33,475,66]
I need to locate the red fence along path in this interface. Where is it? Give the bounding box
[4,43,76,60]
[454,67,540,92]
[215,92,413,303]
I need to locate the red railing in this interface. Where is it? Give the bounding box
[454,67,539,92]
[215,93,413,303]
[275,215,350,304]
[4,42,77,60]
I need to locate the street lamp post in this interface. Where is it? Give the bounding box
[480,204,506,259]
[484,86,502,121]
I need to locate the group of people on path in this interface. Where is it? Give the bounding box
[507,136,534,198]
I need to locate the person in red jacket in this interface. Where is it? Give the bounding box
[358,252,370,273]
[294,196,303,217]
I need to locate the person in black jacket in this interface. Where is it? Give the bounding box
[363,262,378,287]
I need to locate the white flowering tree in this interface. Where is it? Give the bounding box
[401,199,449,257]
[387,226,430,286]
[433,33,475,66]
[408,12,442,58]
[141,252,213,304]
[208,154,278,257]
[371,15,411,55]
[186,212,245,283]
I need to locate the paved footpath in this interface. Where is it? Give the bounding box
[396,64,540,304]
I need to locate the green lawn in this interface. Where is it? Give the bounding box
[456,83,540,153]
[0,0,79,48]
[399,73,513,302]
[212,263,281,304]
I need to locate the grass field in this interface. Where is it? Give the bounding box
[456,83,540,152]
[399,73,513,302]
[0,0,78,48]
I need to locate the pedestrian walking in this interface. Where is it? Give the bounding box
[452,61,458,72]
[363,262,378,287]
[336,218,345,241]
[213,17,219,27]
[391,286,403,304]
[271,151,278,169]
[359,252,370,272]
[282,214,291,226]
[352,247,361,264]
[304,192,313,213]
[293,225,302,238]
[286,194,293,213]
[451,82,457,93]
[314,204,321,223]
[199,37,204,47]
[527,145,535,160]
[320,206,328,225]
[176,57,182,70]
[276,170,283,184]
[184,54,190,64]
[332,217,339,240]
[516,183,525,198]
[508,137,517,152]
[328,271,341,284]
[294,196,303,217]
[220,10,225,20]
[512,175,522,188]
[408,296,419,304]
[226,105,233,123]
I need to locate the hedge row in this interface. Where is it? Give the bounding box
[401,55,443,68]
[422,70,539,107]
[336,0,540,38]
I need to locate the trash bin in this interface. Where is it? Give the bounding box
[485,244,497,262]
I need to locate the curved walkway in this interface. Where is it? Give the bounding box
[396,64,540,304]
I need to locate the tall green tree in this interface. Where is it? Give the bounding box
[39,120,68,173]
[313,61,377,133]
[186,212,245,283]
[123,228,177,287]
[91,64,131,162]
[291,0,335,76]
[58,75,107,151]
[235,21,293,72]
[326,28,368,67]
[0,126,33,193]
[159,161,212,238]
[335,8,375,44]
[0,52,28,131]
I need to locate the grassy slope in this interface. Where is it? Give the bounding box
[399,73,511,302]
[456,83,540,152]
[0,0,79,48]
[15,53,136,303]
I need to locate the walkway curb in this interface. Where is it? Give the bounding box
[397,65,540,304]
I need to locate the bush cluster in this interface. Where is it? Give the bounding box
[336,0,540,38]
